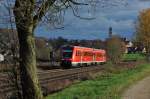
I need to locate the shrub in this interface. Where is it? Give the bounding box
[106,35,126,64]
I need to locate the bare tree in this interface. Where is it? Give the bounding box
[0,0,127,98]
[106,35,126,64]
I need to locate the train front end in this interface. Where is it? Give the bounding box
[61,46,74,68]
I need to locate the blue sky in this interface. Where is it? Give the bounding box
[0,0,150,40]
[35,0,150,40]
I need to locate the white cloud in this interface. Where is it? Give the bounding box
[36,0,150,40]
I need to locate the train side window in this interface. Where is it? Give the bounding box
[84,52,93,56]
[76,51,81,56]
[97,53,103,57]
[76,51,78,56]
[84,52,88,56]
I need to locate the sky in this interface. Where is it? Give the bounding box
[35,0,150,40]
[1,0,150,40]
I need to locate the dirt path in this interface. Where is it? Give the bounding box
[121,76,150,99]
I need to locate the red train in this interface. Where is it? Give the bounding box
[61,45,106,68]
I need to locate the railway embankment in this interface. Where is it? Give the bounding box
[46,54,150,99]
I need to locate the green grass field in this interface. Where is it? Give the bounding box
[46,54,150,99]
[122,53,146,61]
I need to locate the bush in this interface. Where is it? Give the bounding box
[106,35,125,64]
[35,38,52,61]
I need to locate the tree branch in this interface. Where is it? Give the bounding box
[33,0,56,29]
[69,2,96,20]
[33,0,90,29]
[69,0,88,5]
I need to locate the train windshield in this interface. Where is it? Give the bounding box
[62,46,73,58]
[63,51,73,58]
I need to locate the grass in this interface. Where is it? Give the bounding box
[46,54,149,99]
[46,63,150,99]
[122,53,145,61]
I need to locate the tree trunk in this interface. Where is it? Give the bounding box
[13,0,43,98]
[17,27,43,99]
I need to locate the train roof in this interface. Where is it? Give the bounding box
[61,45,105,51]
[93,48,105,51]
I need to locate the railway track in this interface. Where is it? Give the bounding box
[39,65,103,84]
[0,65,104,98]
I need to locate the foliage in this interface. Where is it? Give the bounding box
[46,63,150,99]
[49,37,105,50]
[0,29,18,62]
[136,8,150,55]
[106,35,126,64]
[35,38,52,61]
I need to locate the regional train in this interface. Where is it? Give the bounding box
[61,45,106,68]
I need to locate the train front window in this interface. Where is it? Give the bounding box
[62,46,73,58]
[63,51,73,58]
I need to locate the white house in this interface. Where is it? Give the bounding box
[0,54,4,62]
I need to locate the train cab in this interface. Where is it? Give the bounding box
[61,45,74,68]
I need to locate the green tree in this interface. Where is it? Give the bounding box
[136,8,150,60]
